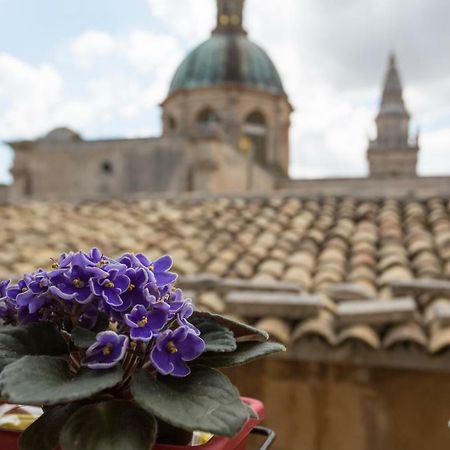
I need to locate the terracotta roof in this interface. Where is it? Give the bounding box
[1,194,450,370]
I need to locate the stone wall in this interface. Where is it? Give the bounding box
[189,138,275,193]
[9,136,195,201]
[0,185,9,203]
[7,131,277,202]
[367,146,418,178]
[280,176,450,199]
[162,86,292,174]
[227,359,450,450]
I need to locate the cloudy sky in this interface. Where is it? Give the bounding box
[0,0,449,183]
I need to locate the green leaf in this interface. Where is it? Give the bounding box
[189,316,236,353]
[197,341,285,368]
[0,355,123,405]
[191,311,269,342]
[131,366,249,437]
[0,323,68,372]
[60,400,157,450]
[71,327,96,349]
[19,404,80,450]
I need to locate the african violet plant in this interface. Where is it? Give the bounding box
[0,249,284,450]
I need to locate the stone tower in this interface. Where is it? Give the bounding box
[367,54,419,178]
[161,0,293,175]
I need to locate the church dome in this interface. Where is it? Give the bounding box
[169,34,285,96]
[168,0,285,97]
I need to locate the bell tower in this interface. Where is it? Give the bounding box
[367,53,419,178]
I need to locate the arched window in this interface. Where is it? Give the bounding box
[165,115,177,133]
[243,111,267,166]
[197,108,219,127]
[101,161,113,174]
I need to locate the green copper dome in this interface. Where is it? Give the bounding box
[168,34,285,96]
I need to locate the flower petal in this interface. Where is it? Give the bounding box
[151,347,174,375]
[153,255,173,272]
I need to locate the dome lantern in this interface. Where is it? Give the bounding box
[213,0,246,35]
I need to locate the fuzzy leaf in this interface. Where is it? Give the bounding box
[71,327,96,349]
[0,323,68,372]
[131,366,249,437]
[190,311,269,342]
[19,404,80,450]
[189,316,236,353]
[197,341,285,368]
[0,355,122,405]
[60,400,157,450]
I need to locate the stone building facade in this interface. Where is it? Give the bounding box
[367,54,419,178]
[3,0,449,203]
[4,0,290,202]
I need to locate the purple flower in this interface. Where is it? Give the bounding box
[0,280,10,298]
[8,271,51,314]
[50,252,74,269]
[151,326,205,377]
[0,280,14,321]
[6,276,31,305]
[78,304,100,329]
[164,289,192,317]
[89,266,130,308]
[135,254,177,287]
[151,255,177,287]
[124,304,169,342]
[50,264,105,304]
[17,301,51,324]
[111,267,153,312]
[84,331,128,369]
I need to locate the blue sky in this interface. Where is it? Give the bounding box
[1,0,449,183]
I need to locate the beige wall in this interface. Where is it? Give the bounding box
[162,85,292,174]
[368,147,418,178]
[227,359,450,450]
[9,137,190,201]
[0,185,8,203]
[7,131,277,202]
[189,138,275,193]
[280,176,450,199]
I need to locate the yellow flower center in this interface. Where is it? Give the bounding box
[105,281,115,288]
[21,287,28,292]
[138,316,148,327]
[39,282,46,289]
[149,264,154,271]
[166,341,178,354]
[102,344,113,356]
[73,278,84,289]
[128,283,136,291]
[51,262,59,269]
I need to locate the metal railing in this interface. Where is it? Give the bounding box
[250,426,276,450]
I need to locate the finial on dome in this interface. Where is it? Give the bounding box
[213,0,246,34]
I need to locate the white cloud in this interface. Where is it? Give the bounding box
[147,0,214,46]
[71,31,115,67]
[419,128,450,176]
[125,30,183,76]
[71,29,183,77]
[0,53,63,138]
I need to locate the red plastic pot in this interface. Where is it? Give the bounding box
[0,397,264,450]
